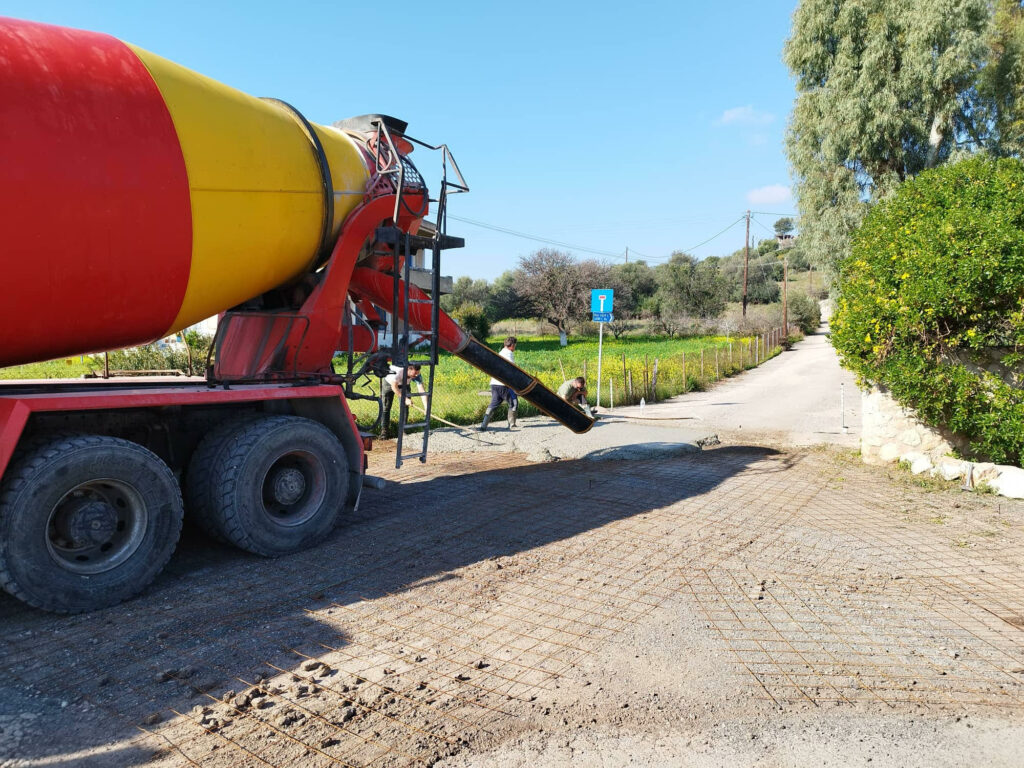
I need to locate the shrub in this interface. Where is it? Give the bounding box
[101,332,213,375]
[787,293,821,334]
[451,302,491,340]
[831,156,1024,465]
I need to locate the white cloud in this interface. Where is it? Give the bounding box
[717,105,775,126]
[746,184,792,206]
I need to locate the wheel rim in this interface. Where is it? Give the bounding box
[260,450,327,527]
[45,478,149,575]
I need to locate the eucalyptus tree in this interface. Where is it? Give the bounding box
[784,0,992,281]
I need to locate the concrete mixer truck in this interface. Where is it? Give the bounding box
[0,17,592,613]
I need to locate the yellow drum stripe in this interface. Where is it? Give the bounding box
[127,44,369,333]
[313,124,374,241]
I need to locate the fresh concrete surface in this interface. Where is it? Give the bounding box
[401,413,714,463]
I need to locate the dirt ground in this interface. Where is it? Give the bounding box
[2,438,1023,767]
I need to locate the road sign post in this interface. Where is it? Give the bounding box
[591,290,614,409]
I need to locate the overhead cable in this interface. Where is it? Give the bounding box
[448,215,623,259]
[682,216,746,254]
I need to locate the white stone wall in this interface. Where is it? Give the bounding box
[861,386,1024,499]
[861,386,958,465]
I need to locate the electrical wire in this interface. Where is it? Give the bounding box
[448,215,624,259]
[681,216,746,254]
[750,216,776,236]
[448,210,760,268]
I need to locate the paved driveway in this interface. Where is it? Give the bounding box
[611,321,862,449]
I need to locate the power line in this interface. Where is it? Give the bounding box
[448,215,623,259]
[448,210,751,267]
[751,210,798,218]
[682,216,746,254]
[750,215,776,236]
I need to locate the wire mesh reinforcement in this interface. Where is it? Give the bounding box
[1,448,1022,767]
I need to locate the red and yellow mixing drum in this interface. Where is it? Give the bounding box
[0,17,370,368]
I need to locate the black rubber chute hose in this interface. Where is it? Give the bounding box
[455,338,594,434]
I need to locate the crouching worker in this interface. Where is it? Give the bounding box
[558,376,596,418]
[479,337,519,431]
[382,363,423,438]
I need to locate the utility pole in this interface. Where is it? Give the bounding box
[782,253,789,337]
[625,246,629,263]
[742,210,750,317]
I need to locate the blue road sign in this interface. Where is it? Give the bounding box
[590,289,614,314]
[592,312,613,323]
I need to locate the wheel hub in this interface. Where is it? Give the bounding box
[269,467,306,506]
[57,498,118,547]
[46,478,149,575]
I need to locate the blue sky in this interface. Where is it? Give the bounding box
[8,1,799,280]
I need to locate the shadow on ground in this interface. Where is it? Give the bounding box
[0,446,781,765]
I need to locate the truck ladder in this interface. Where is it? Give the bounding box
[376,224,463,468]
[372,120,468,467]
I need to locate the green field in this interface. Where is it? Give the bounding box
[0,357,95,380]
[0,333,783,432]
[345,333,781,431]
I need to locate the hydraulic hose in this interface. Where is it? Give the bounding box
[347,267,594,434]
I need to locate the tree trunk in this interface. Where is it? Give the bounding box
[559,329,568,347]
[926,112,945,169]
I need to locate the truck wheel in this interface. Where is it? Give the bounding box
[0,435,183,613]
[207,416,349,556]
[184,415,261,544]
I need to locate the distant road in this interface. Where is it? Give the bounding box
[610,320,861,449]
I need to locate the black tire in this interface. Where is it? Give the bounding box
[206,416,349,556]
[0,435,183,613]
[184,415,263,544]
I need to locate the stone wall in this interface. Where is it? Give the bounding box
[861,386,960,466]
[860,385,1024,499]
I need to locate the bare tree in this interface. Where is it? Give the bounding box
[518,249,591,346]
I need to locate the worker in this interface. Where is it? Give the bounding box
[557,376,596,419]
[479,336,518,431]
[381,363,423,438]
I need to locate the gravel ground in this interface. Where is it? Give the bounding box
[1,444,1022,767]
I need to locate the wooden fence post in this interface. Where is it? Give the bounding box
[682,351,687,391]
[651,358,659,402]
[715,347,719,379]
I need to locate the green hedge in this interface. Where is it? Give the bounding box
[832,156,1024,465]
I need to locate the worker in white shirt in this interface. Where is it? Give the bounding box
[479,336,518,431]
